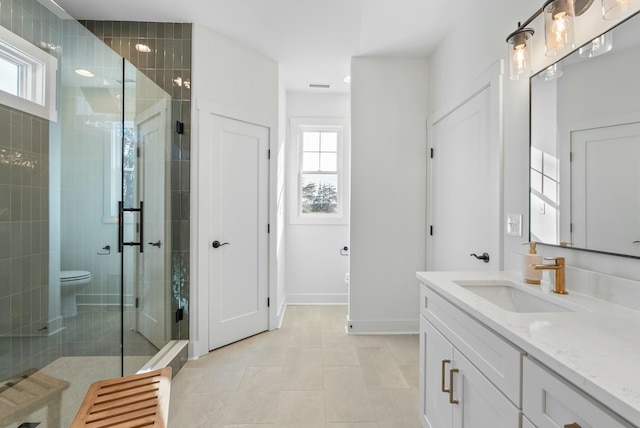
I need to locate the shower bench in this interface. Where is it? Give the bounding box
[0,369,69,428]
[71,366,172,427]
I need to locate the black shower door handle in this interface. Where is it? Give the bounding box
[118,201,144,253]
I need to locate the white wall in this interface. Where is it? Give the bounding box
[349,57,428,333]
[428,1,640,280]
[285,92,350,306]
[190,24,280,358]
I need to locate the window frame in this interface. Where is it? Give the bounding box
[288,117,350,225]
[0,25,58,122]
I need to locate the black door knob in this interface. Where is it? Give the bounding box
[470,252,490,263]
[212,240,230,249]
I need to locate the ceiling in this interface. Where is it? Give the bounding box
[52,0,466,93]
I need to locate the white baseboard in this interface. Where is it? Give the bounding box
[188,340,206,361]
[346,316,419,334]
[285,293,348,305]
[76,293,135,307]
[47,316,64,335]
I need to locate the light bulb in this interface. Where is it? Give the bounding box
[544,0,575,57]
[506,27,534,80]
[552,12,569,44]
[514,46,528,75]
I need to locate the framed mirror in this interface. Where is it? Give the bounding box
[530,11,640,258]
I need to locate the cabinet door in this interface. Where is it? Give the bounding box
[452,349,521,428]
[420,316,454,428]
[523,358,633,428]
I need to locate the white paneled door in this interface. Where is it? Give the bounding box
[137,99,170,350]
[571,122,640,255]
[428,73,502,271]
[206,114,270,350]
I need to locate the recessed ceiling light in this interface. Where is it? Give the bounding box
[135,43,152,53]
[75,69,94,77]
[343,75,351,83]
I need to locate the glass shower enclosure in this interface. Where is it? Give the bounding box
[0,1,178,426]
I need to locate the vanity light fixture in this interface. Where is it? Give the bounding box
[538,62,564,80]
[579,32,613,57]
[602,0,638,19]
[506,0,602,70]
[506,26,535,80]
[543,0,576,57]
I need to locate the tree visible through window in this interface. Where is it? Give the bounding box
[301,131,338,214]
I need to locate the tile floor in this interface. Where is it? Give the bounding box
[0,308,158,381]
[169,305,421,428]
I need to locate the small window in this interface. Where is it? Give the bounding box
[0,56,20,96]
[0,25,57,121]
[301,130,339,214]
[289,118,350,224]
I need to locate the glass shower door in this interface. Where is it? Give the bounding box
[121,60,172,374]
[0,2,173,426]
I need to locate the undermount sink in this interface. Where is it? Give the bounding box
[453,280,585,313]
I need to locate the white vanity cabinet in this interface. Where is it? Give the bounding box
[419,285,521,428]
[523,357,633,428]
[420,318,521,427]
[418,273,640,428]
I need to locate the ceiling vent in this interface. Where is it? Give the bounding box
[309,83,331,89]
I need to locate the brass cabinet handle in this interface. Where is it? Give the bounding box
[441,360,451,393]
[564,424,581,428]
[449,368,459,405]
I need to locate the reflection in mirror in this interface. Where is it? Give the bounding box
[530,11,640,257]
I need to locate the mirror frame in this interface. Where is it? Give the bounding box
[528,10,640,260]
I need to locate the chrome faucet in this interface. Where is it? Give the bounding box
[531,257,567,295]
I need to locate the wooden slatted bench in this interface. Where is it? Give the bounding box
[0,369,70,428]
[71,367,171,427]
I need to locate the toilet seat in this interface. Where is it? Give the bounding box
[60,270,91,319]
[60,270,91,284]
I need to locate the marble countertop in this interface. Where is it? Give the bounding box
[416,270,640,425]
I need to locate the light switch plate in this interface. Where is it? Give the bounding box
[507,214,522,237]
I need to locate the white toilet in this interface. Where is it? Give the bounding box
[60,270,91,318]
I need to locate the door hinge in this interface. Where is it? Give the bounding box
[430,225,433,236]
[570,151,573,162]
[570,223,573,233]
[136,146,141,158]
[268,224,270,234]
[430,148,434,158]
[135,297,139,308]
[175,307,184,323]
[268,149,271,159]
[176,120,184,135]
[267,297,270,308]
